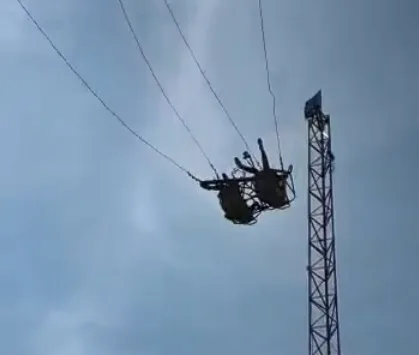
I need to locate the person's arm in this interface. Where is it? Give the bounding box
[199,181,221,191]
[272,169,288,176]
[234,157,258,174]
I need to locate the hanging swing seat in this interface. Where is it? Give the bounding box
[200,176,264,225]
[232,163,296,211]
[200,163,295,225]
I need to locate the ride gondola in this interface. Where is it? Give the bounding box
[200,138,295,225]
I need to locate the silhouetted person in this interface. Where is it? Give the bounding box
[235,138,290,209]
[201,173,258,224]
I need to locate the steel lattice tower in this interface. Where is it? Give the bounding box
[305,91,341,355]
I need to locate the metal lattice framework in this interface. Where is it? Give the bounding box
[305,91,342,355]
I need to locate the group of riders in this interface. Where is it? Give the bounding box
[200,138,293,225]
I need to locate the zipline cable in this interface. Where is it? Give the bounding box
[15,0,201,182]
[258,0,284,170]
[162,0,261,168]
[117,0,218,177]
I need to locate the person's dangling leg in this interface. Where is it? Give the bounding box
[257,138,270,170]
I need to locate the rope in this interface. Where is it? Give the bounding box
[117,0,218,177]
[15,0,201,182]
[258,0,284,170]
[162,0,261,168]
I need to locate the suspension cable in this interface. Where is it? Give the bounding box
[258,0,284,170]
[162,0,261,168]
[117,0,218,177]
[15,0,201,182]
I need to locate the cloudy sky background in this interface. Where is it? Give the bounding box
[1,0,418,354]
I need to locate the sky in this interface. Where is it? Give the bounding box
[0,0,418,354]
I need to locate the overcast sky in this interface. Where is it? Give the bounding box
[1,0,418,354]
